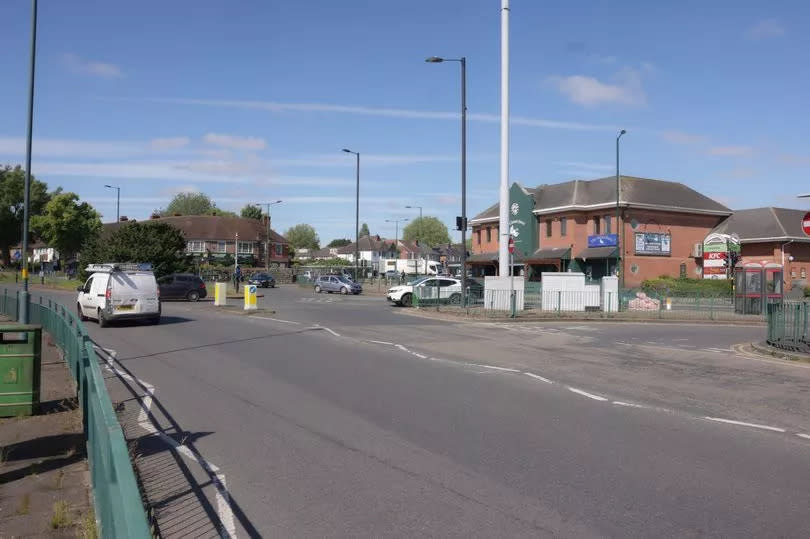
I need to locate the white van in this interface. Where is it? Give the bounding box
[77,264,161,327]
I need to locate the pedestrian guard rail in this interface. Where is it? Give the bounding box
[767,300,810,352]
[1,289,151,538]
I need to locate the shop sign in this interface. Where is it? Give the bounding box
[634,232,671,255]
[587,234,618,248]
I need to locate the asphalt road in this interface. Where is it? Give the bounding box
[14,284,810,537]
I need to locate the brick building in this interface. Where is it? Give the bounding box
[710,207,810,291]
[469,176,731,287]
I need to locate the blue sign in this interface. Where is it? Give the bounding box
[587,234,618,248]
[12,250,21,260]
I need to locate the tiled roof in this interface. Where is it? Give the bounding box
[103,216,288,243]
[712,207,810,242]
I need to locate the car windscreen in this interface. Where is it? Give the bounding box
[337,276,353,284]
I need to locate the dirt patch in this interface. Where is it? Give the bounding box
[0,332,97,538]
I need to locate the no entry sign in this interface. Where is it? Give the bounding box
[508,236,515,254]
[803,212,810,237]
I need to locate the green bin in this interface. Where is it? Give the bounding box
[0,324,41,417]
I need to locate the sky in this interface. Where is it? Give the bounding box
[1,0,809,245]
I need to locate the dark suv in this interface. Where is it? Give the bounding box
[157,273,207,301]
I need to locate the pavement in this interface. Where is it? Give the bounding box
[11,284,810,537]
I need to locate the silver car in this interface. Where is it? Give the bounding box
[314,275,362,295]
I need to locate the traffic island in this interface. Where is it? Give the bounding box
[211,304,277,317]
[750,341,810,364]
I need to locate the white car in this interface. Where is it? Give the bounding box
[77,264,161,327]
[387,277,464,307]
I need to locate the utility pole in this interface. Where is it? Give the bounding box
[259,201,282,270]
[498,0,510,278]
[105,185,120,223]
[342,149,360,280]
[406,205,423,274]
[616,129,626,288]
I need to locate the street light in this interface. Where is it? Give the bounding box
[343,148,360,279]
[405,205,423,275]
[258,200,282,269]
[104,185,120,223]
[385,218,409,255]
[426,55,467,303]
[616,129,626,289]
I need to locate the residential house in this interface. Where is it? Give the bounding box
[469,176,732,287]
[336,235,397,273]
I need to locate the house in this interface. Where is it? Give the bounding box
[104,215,292,267]
[295,247,341,261]
[710,207,810,290]
[336,235,397,273]
[432,243,467,275]
[469,176,732,287]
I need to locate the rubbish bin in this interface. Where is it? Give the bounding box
[0,324,41,417]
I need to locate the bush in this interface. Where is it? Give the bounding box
[641,276,732,297]
[803,286,810,297]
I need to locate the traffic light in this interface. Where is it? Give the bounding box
[456,216,467,231]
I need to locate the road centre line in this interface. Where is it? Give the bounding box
[478,364,521,373]
[704,417,786,433]
[256,316,300,325]
[368,340,395,345]
[797,434,810,440]
[524,372,553,384]
[567,387,609,401]
[612,401,646,408]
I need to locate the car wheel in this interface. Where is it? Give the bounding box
[98,309,108,328]
[400,293,412,307]
[187,290,200,302]
[448,293,461,305]
[315,285,321,293]
[341,287,349,295]
[77,304,88,322]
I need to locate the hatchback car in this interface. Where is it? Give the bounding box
[314,275,362,295]
[157,273,207,301]
[248,272,276,288]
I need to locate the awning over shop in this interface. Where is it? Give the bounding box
[576,246,618,260]
[467,253,498,264]
[527,247,571,261]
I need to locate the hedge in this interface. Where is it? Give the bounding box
[640,276,732,297]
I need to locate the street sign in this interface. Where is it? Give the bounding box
[508,236,515,254]
[803,212,810,237]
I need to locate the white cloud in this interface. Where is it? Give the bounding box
[113,97,619,131]
[203,133,266,150]
[661,130,708,145]
[547,68,646,106]
[61,53,123,78]
[0,136,139,158]
[707,146,754,157]
[150,137,190,151]
[747,19,785,39]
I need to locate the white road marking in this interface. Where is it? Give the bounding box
[705,347,731,353]
[796,433,810,440]
[256,317,300,325]
[567,387,608,401]
[321,327,341,337]
[368,340,395,346]
[704,417,786,433]
[478,364,520,373]
[612,401,646,409]
[412,353,428,359]
[523,372,553,384]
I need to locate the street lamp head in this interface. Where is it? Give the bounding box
[342,148,352,153]
[425,56,444,63]
[104,184,113,188]
[618,129,627,138]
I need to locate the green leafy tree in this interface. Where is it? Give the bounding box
[31,192,102,261]
[160,192,215,216]
[402,216,451,248]
[359,223,370,237]
[240,204,263,220]
[80,222,189,278]
[0,165,50,265]
[326,238,352,248]
[285,224,320,250]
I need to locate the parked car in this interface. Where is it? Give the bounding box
[77,263,161,327]
[387,276,482,307]
[384,270,400,279]
[314,274,363,295]
[157,273,207,301]
[248,272,276,288]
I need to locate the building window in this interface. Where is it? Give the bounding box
[217,241,226,253]
[476,229,481,245]
[238,241,254,254]
[791,268,797,278]
[486,227,492,243]
[560,217,567,237]
[187,240,205,253]
[594,217,601,235]
[802,268,807,279]
[275,243,283,256]
[605,215,611,234]
[546,219,552,237]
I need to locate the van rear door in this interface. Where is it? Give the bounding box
[111,272,160,315]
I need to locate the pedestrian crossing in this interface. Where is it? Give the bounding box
[298,297,336,304]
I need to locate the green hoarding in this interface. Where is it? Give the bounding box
[509,183,536,258]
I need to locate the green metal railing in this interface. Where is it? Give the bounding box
[767,301,810,352]
[2,289,151,538]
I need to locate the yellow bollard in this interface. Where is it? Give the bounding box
[244,284,258,311]
[214,283,228,306]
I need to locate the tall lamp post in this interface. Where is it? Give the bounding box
[385,218,409,255]
[104,184,120,223]
[19,0,38,323]
[616,129,626,289]
[426,55,467,304]
[342,149,360,279]
[405,205,423,275]
[259,200,282,269]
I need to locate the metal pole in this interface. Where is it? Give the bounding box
[498,0,510,278]
[115,187,120,223]
[419,206,423,275]
[355,152,360,280]
[265,205,270,270]
[460,56,468,306]
[19,0,38,324]
[616,129,626,289]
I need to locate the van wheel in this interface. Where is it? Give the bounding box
[77,304,88,322]
[400,293,412,307]
[187,290,200,302]
[315,285,321,293]
[98,309,108,328]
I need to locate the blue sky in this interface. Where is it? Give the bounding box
[1,0,808,244]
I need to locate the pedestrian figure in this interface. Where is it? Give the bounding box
[234,265,242,291]
[400,270,406,284]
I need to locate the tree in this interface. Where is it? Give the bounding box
[284,224,320,250]
[327,238,352,248]
[402,216,451,247]
[359,223,370,237]
[240,204,263,220]
[80,221,189,278]
[0,165,50,265]
[160,192,214,216]
[31,192,102,261]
